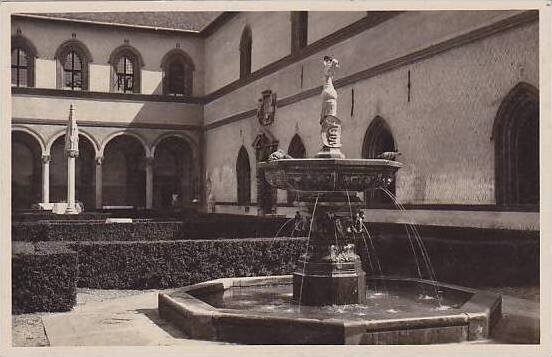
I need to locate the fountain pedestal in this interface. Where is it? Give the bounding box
[293,257,366,305]
[292,193,366,305]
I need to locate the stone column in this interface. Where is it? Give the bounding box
[41,154,51,204]
[145,156,154,209]
[65,151,78,214]
[95,156,103,210]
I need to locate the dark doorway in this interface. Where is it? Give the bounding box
[253,133,278,215]
[12,131,42,209]
[236,146,251,205]
[362,116,396,206]
[493,83,539,206]
[153,136,193,209]
[49,134,95,210]
[103,135,146,207]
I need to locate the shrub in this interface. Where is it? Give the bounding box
[12,241,77,314]
[12,215,293,242]
[71,237,308,289]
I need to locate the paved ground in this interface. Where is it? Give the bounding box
[12,285,540,347]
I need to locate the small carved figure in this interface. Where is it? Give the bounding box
[343,243,356,257]
[257,90,277,126]
[329,244,339,260]
[267,149,292,161]
[293,211,308,235]
[320,56,339,122]
[377,151,402,161]
[320,115,342,148]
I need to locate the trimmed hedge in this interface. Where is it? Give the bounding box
[13,212,111,222]
[12,215,292,242]
[353,231,539,287]
[12,241,77,314]
[71,237,308,289]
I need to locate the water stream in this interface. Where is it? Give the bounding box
[297,193,319,310]
[379,187,443,306]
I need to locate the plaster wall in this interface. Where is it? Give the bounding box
[213,205,539,231]
[204,12,292,93]
[204,13,538,205]
[205,118,258,204]
[11,17,205,96]
[203,10,522,124]
[307,11,366,44]
[12,95,203,127]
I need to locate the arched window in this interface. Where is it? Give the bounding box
[236,146,251,205]
[161,49,194,96]
[492,82,539,206]
[287,134,306,203]
[291,12,308,54]
[109,45,144,94]
[11,35,37,87]
[362,116,397,206]
[63,51,83,90]
[55,40,92,90]
[240,26,252,79]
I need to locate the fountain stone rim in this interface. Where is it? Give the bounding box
[258,158,402,193]
[158,275,502,345]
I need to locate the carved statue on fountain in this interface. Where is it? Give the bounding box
[318,56,345,158]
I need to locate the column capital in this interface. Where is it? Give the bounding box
[95,156,104,165]
[145,156,155,165]
[66,150,79,158]
[41,154,51,164]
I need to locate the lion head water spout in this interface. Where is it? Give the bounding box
[259,56,402,305]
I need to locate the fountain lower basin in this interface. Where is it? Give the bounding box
[158,275,502,344]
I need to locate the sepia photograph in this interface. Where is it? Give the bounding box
[1,0,550,355]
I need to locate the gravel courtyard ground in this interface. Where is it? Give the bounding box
[12,285,540,347]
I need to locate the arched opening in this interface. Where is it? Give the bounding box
[12,131,42,209]
[109,45,144,94]
[55,40,92,90]
[11,35,37,88]
[236,146,251,205]
[493,82,539,206]
[287,134,306,203]
[362,116,397,206]
[253,133,278,215]
[103,135,146,207]
[161,49,195,96]
[49,134,95,209]
[153,136,194,209]
[240,26,252,79]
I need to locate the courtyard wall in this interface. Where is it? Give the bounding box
[203,10,538,207]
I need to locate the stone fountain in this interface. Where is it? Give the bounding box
[259,56,401,306]
[158,56,502,345]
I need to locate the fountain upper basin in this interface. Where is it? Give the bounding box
[258,158,402,192]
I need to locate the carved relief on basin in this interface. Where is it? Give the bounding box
[258,158,402,192]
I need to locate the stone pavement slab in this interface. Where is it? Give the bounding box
[41,291,229,346]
